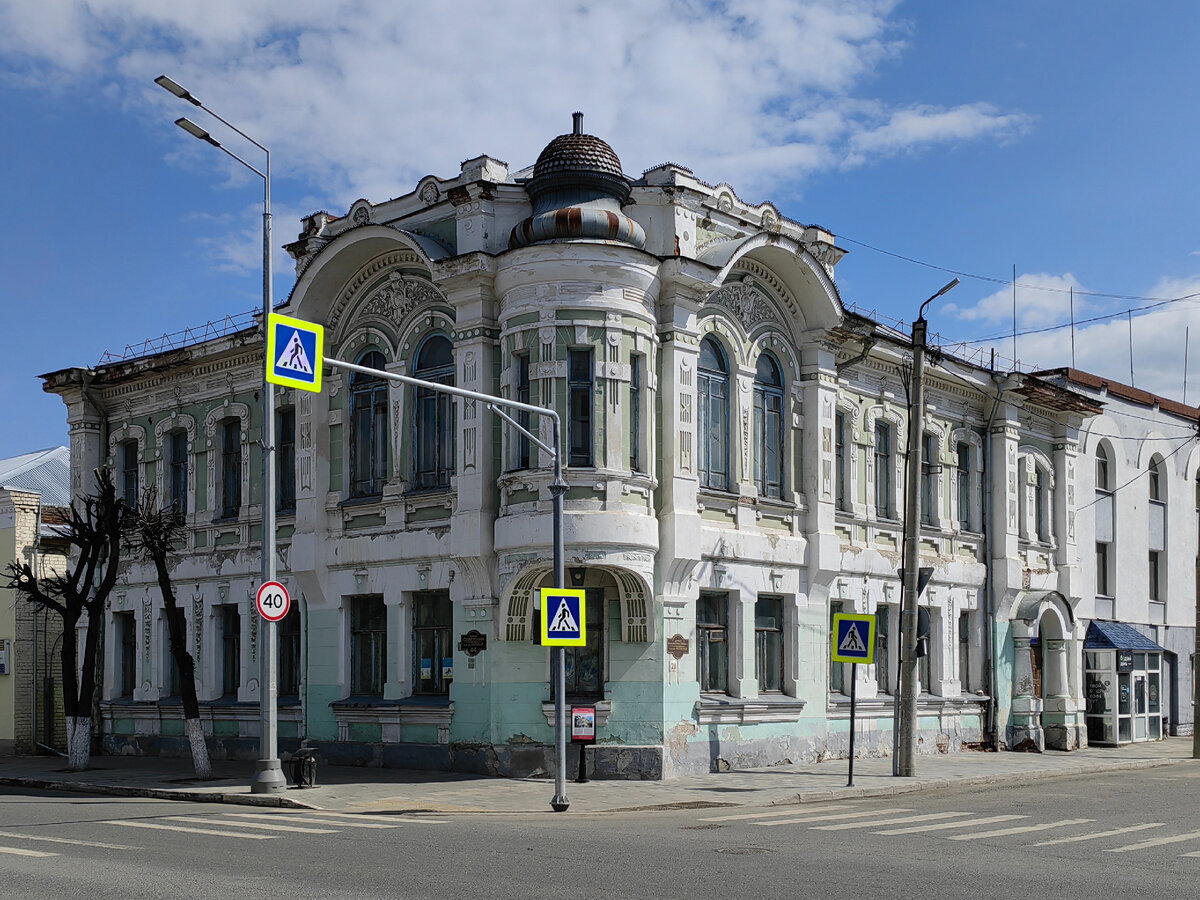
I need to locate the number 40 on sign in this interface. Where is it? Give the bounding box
[256,581,291,623]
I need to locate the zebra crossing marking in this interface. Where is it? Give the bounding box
[168,816,336,835]
[875,814,1026,835]
[1033,823,1165,847]
[947,819,1093,840]
[223,813,400,830]
[754,808,914,827]
[698,804,862,823]
[1106,829,1200,853]
[103,820,277,840]
[0,830,138,850]
[813,812,971,831]
[0,845,58,858]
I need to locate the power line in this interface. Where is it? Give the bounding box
[1072,435,1196,513]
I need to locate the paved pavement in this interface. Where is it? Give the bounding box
[1,738,1195,815]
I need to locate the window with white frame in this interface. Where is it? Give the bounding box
[1096,443,1114,601]
[875,604,891,693]
[278,606,301,697]
[920,433,935,525]
[958,610,972,693]
[116,611,136,698]
[835,411,848,511]
[1148,455,1167,614]
[413,590,452,695]
[874,421,892,519]
[754,595,783,692]
[956,441,972,530]
[630,353,644,473]
[413,336,455,490]
[277,407,296,513]
[220,605,240,698]
[697,337,729,491]
[568,348,594,467]
[697,591,728,693]
[753,353,784,499]
[515,351,531,470]
[349,595,386,696]
[829,600,845,693]
[167,429,187,520]
[349,349,388,498]
[219,420,241,519]
[121,440,139,510]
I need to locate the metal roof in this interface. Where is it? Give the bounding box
[1084,620,1166,653]
[0,446,71,508]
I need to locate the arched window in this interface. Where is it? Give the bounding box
[1096,443,1110,491]
[349,349,388,498]
[413,336,455,490]
[697,337,729,491]
[752,353,784,499]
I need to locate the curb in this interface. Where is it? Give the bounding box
[2,754,1193,814]
[0,776,320,809]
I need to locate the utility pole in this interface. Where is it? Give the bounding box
[898,278,958,777]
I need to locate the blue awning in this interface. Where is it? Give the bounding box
[1084,620,1166,652]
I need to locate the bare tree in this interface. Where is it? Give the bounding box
[4,469,124,770]
[126,486,212,779]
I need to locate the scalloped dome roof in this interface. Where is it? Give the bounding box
[533,132,624,179]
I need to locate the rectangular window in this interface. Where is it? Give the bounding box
[630,354,643,472]
[278,607,301,697]
[277,408,296,513]
[918,606,932,693]
[350,596,386,696]
[835,412,847,511]
[957,442,971,530]
[122,440,139,510]
[568,349,593,467]
[697,592,728,693]
[755,595,784,692]
[1149,550,1161,602]
[1097,543,1111,596]
[920,433,935,525]
[1035,468,1049,541]
[875,606,890,693]
[874,422,891,518]
[413,590,452,695]
[221,606,240,697]
[221,420,241,518]
[516,353,531,470]
[829,601,844,693]
[958,611,971,693]
[168,431,187,520]
[116,612,136,697]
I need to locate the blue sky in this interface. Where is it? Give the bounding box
[3,1,1200,460]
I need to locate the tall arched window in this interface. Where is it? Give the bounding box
[753,352,784,499]
[1148,455,1166,609]
[697,336,729,491]
[413,336,455,490]
[349,349,388,498]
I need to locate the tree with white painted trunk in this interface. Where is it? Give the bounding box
[126,486,212,779]
[4,468,125,770]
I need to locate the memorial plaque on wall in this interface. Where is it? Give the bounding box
[667,634,690,659]
[459,629,488,657]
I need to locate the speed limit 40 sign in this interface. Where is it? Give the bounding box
[256,581,291,622]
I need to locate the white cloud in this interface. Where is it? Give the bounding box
[0,0,1029,206]
[946,273,1090,329]
[943,274,1200,404]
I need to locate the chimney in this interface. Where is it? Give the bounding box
[572,111,584,135]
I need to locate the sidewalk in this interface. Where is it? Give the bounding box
[2,738,1195,815]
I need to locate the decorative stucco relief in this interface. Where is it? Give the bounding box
[706,282,779,331]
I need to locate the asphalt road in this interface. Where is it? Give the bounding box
[3,766,1200,898]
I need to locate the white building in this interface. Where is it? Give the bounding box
[38,117,1186,777]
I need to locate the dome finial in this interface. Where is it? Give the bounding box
[572,111,584,135]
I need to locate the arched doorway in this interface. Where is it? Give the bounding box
[1007,590,1082,752]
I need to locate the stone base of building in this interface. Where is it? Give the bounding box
[1006,724,1045,752]
[1044,722,1084,751]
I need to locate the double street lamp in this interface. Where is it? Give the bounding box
[156,75,285,794]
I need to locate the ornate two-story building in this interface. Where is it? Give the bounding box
[39,116,1195,777]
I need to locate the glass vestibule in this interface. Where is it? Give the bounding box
[1085,649,1162,745]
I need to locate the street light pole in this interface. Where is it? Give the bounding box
[157,76,285,794]
[897,278,959,778]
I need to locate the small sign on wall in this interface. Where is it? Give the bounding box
[0,639,10,676]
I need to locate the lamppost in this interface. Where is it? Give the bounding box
[156,75,285,794]
[897,277,959,778]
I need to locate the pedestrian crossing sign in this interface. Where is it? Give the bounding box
[832,613,876,664]
[267,313,324,392]
[540,588,587,647]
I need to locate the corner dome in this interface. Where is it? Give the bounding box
[510,112,645,250]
